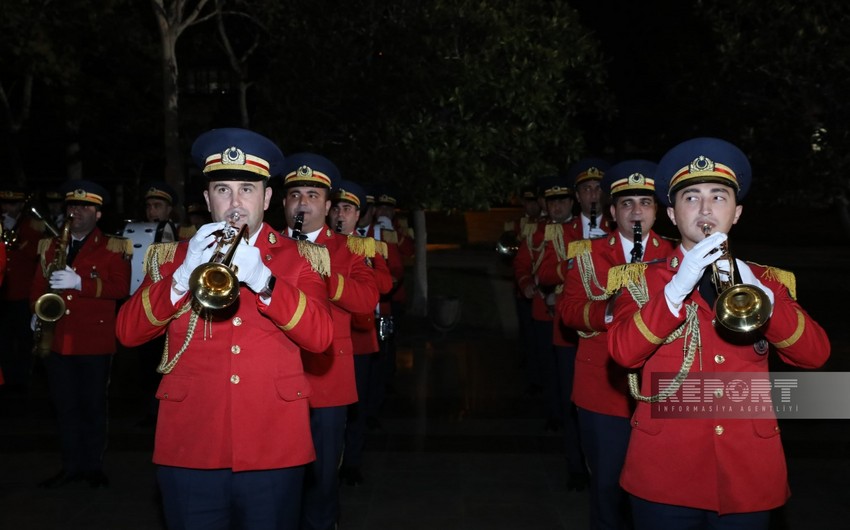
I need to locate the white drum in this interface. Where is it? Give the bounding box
[121,221,176,295]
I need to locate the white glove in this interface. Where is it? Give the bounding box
[231,240,272,293]
[2,213,15,231]
[736,259,775,308]
[172,221,226,292]
[376,215,394,230]
[664,232,728,307]
[49,266,82,291]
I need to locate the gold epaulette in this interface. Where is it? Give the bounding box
[521,221,537,238]
[381,229,398,244]
[106,235,133,256]
[758,264,797,300]
[143,242,178,277]
[375,240,388,259]
[544,223,563,242]
[297,240,331,277]
[606,263,647,294]
[37,237,52,257]
[347,235,376,258]
[178,225,197,240]
[567,239,591,260]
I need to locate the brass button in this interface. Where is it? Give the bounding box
[232,317,242,326]
[714,388,724,399]
[231,345,241,355]
[65,309,71,315]
[714,425,724,436]
[297,391,302,397]
[163,393,169,399]
[230,375,240,384]
[714,354,725,364]
[633,420,639,427]
[66,294,73,300]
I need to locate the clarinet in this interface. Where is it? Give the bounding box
[630,221,643,263]
[291,212,305,240]
[335,219,343,233]
[589,202,597,229]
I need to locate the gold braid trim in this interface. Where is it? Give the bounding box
[142,285,171,326]
[544,223,567,260]
[95,277,102,298]
[521,221,537,238]
[144,242,178,277]
[632,311,664,345]
[330,273,344,301]
[106,235,133,256]
[347,235,376,258]
[280,291,307,331]
[628,302,702,402]
[37,238,52,276]
[772,309,806,349]
[297,240,331,277]
[760,265,797,300]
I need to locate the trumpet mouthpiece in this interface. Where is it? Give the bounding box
[702,224,711,235]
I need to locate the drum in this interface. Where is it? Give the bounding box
[121,221,176,295]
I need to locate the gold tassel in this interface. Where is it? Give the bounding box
[567,239,591,260]
[375,240,388,259]
[522,221,537,238]
[347,235,376,258]
[761,266,797,300]
[106,236,133,256]
[606,263,647,294]
[297,240,331,277]
[544,223,563,242]
[144,242,178,277]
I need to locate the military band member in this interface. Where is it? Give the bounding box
[608,138,830,529]
[0,186,44,390]
[116,128,334,529]
[280,154,379,530]
[44,189,66,230]
[569,158,614,239]
[331,179,395,486]
[559,160,675,529]
[32,180,132,488]
[531,175,587,489]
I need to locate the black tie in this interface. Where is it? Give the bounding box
[698,268,716,306]
[631,240,643,263]
[68,239,83,266]
[357,228,367,236]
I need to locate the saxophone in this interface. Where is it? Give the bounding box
[32,215,73,357]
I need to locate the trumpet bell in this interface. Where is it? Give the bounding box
[34,292,66,323]
[189,263,240,311]
[714,284,772,334]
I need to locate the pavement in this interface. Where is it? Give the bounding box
[1,244,849,529]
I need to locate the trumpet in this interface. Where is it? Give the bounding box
[188,214,249,311]
[702,224,772,333]
[33,215,74,356]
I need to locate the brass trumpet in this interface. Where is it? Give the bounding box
[189,217,249,311]
[703,224,772,333]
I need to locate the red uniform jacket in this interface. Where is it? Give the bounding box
[350,239,393,355]
[535,220,584,346]
[607,247,830,514]
[513,221,549,321]
[362,224,404,315]
[31,227,131,355]
[3,216,43,301]
[115,223,333,471]
[558,231,674,417]
[303,228,379,408]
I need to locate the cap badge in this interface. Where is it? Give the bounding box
[670,256,679,269]
[73,189,87,199]
[628,173,646,185]
[587,167,602,178]
[222,147,246,166]
[689,155,715,174]
[297,165,313,179]
[268,232,277,244]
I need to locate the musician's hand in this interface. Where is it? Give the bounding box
[231,241,272,293]
[376,215,394,231]
[736,259,775,308]
[522,284,537,299]
[664,232,727,307]
[30,314,38,332]
[49,266,82,291]
[172,221,225,292]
